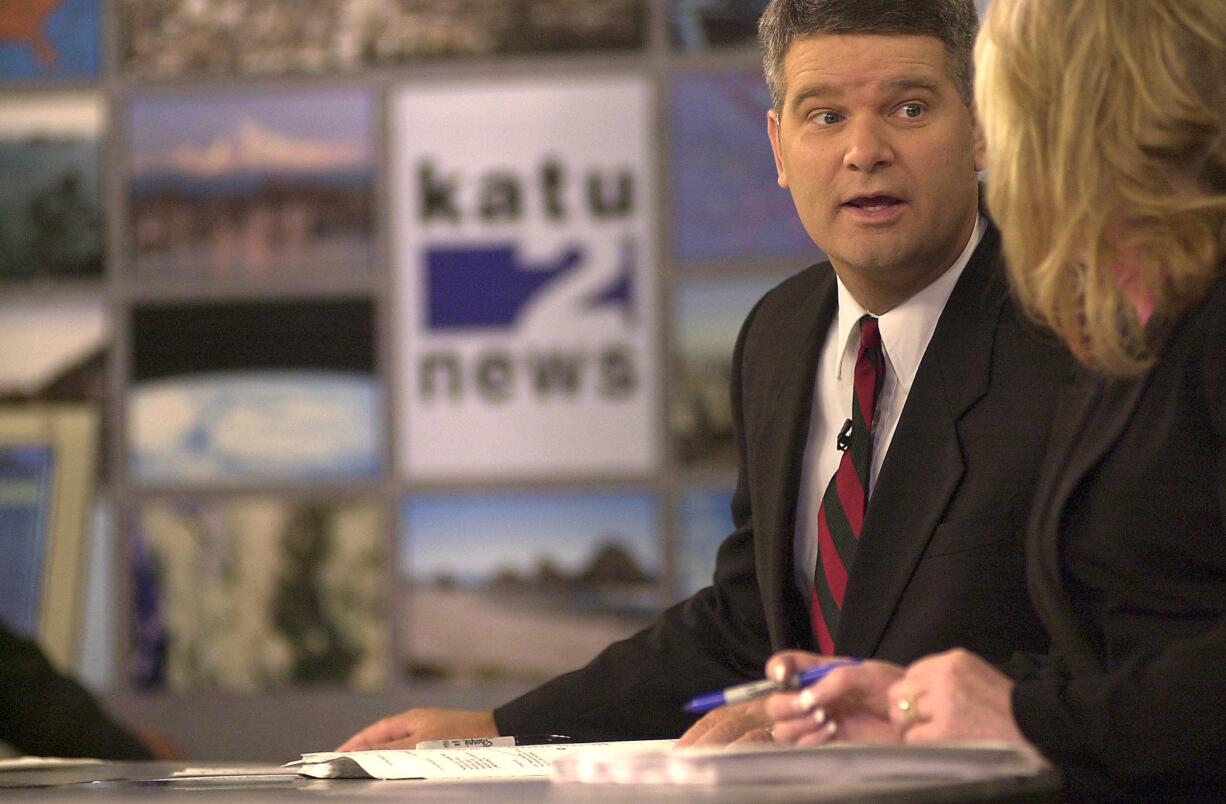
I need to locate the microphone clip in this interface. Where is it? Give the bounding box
[836,418,853,452]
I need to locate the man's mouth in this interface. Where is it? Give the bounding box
[844,195,904,211]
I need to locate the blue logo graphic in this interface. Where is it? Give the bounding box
[426,244,582,330]
[585,238,637,322]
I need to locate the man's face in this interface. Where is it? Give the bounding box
[767,34,984,311]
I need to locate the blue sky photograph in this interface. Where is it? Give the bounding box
[674,275,787,362]
[402,490,660,584]
[677,486,735,598]
[127,88,372,179]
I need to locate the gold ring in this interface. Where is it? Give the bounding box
[897,695,920,724]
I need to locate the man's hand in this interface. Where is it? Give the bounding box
[336,709,497,751]
[675,699,772,747]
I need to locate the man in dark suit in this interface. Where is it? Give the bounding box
[339,0,1074,749]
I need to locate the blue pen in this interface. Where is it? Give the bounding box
[682,659,863,714]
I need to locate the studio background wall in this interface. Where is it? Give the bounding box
[0,0,990,759]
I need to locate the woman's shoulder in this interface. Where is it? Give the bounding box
[1190,266,1226,344]
[1163,265,1226,351]
[1172,266,1226,418]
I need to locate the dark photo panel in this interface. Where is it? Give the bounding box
[670,0,767,50]
[128,299,380,483]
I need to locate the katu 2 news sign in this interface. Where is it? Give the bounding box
[392,76,659,481]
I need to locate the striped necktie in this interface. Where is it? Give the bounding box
[811,315,885,655]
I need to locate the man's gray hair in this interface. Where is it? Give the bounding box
[758,0,979,115]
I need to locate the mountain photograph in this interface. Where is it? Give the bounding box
[126,88,374,278]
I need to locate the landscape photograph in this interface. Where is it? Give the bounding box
[670,275,785,465]
[676,486,735,599]
[0,92,103,281]
[400,490,663,683]
[0,298,106,399]
[131,496,388,692]
[119,0,646,79]
[126,88,374,279]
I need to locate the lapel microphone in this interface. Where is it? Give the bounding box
[836,418,853,452]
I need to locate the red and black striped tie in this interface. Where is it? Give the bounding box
[811,315,885,655]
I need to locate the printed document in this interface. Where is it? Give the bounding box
[287,740,675,780]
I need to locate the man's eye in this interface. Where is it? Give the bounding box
[897,103,925,119]
[811,110,843,125]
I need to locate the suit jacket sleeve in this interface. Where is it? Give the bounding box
[1013,591,1226,794]
[0,624,152,760]
[998,650,1067,683]
[494,299,778,741]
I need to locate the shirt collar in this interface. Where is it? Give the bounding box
[833,214,985,391]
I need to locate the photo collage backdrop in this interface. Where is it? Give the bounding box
[0,0,855,701]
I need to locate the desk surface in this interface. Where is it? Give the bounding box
[0,761,1061,803]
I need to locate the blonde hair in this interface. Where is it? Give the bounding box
[976,0,1226,375]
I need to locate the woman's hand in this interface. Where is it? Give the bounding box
[885,648,1032,746]
[764,651,905,745]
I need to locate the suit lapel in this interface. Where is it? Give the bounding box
[836,229,1004,658]
[1048,377,1148,516]
[756,269,839,651]
[1027,370,1149,674]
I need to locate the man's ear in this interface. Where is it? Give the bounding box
[970,104,987,173]
[767,109,788,188]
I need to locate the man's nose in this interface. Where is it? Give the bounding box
[842,119,894,173]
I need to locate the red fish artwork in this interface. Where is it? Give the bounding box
[0,0,62,70]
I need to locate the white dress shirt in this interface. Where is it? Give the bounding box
[793,215,986,598]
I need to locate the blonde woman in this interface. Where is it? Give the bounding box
[764,0,1226,797]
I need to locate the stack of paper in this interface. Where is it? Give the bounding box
[550,742,1048,786]
[0,757,104,773]
[285,740,1046,788]
[285,740,675,780]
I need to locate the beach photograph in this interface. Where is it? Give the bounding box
[400,490,663,683]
